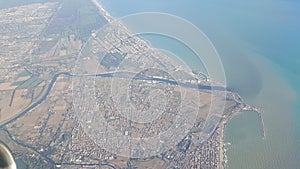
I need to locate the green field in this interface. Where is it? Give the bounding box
[15,70,31,80]
[101,52,126,69]
[12,77,44,89]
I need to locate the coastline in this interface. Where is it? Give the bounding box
[219,91,265,169]
[87,0,265,168]
[91,0,113,22]
[219,122,226,169]
[226,91,265,139]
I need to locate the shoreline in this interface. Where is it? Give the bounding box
[219,122,227,169]
[219,91,265,169]
[226,91,265,139]
[91,0,113,22]
[88,1,265,168]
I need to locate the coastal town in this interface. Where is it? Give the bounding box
[0,0,263,168]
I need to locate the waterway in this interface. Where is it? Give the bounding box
[98,0,300,168]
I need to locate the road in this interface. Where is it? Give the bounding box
[0,70,227,168]
[1,71,228,128]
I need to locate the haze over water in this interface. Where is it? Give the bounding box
[99,0,300,168]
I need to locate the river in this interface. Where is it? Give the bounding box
[98,0,300,168]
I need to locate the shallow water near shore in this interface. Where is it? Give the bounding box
[99,0,300,168]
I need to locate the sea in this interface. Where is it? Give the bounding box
[98,0,300,169]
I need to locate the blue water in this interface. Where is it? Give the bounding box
[98,0,300,168]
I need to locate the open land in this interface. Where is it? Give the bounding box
[0,1,262,169]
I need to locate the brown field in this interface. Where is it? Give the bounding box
[0,89,31,124]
